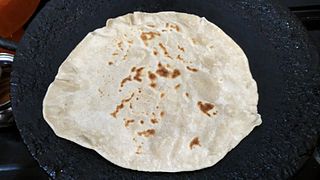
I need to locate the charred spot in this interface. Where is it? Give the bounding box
[172,69,181,78]
[175,84,181,90]
[148,71,157,80]
[158,43,172,59]
[186,66,198,72]
[160,111,165,117]
[160,92,165,98]
[133,67,144,82]
[136,145,142,154]
[110,93,135,118]
[124,119,135,128]
[137,129,155,137]
[153,48,158,56]
[150,83,157,88]
[176,54,183,61]
[147,25,155,28]
[120,75,132,88]
[156,63,170,77]
[178,45,185,52]
[197,101,214,117]
[117,41,123,50]
[131,67,136,72]
[150,118,158,124]
[185,92,189,97]
[108,61,113,65]
[189,137,201,149]
[140,120,144,124]
[170,24,180,32]
[140,31,160,46]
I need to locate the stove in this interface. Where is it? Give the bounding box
[0,0,319,179]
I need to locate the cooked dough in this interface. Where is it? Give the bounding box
[43,12,262,172]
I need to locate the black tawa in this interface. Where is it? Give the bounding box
[11,0,320,179]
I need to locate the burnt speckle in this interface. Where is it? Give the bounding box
[176,54,183,61]
[140,32,160,46]
[156,63,170,77]
[175,84,181,89]
[124,119,134,128]
[189,137,201,149]
[133,67,144,82]
[178,45,185,52]
[187,66,198,72]
[137,129,155,137]
[160,92,165,98]
[185,92,189,97]
[172,69,181,78]
[158,43,172,59]
[148,71,157,80]
[160,111,165,117]
[108,61,113,65]
[140,120,144,124]
[120,75,131,88]
[110,93,135,118]
[150,118,158,124]
[197,101,214,117]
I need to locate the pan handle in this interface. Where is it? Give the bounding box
[0,53,13,128]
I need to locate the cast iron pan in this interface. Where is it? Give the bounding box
[11,0,320,179]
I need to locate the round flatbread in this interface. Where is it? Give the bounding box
[43,12,262,172]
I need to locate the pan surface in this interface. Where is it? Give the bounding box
[11,0,320,179]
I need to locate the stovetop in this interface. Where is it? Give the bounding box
[0,0,319,179]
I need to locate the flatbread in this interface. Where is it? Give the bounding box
[43,12,262,172]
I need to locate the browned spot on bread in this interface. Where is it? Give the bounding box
[137,129,155,137]
[156,106,159,109]
[172,69,181,78]
[165,23,169,28]
[140,32,160,46]
[185,92,189,97]
[175,84,181,90]
[178,45,185,52]
[120,75,131,88]
[140,120,144,124]
[108,61,113,65]
[112,52,119,56]
[147,25,155,28]
[153,48,158,56]
[117,41,123,50]
[129,103,133,109]
[160,92,165,98]
[156,63,170,77]
[98,88,104,97]
[136,145,142,154]
[131,67,136,72]
[150,83,157,88]
[189,137,201,149]
[176,54,183,61]
[122,54,128,60]
[110,104,124,118]
[110,93,135,118]
[170,24,180,32]
[148,71,157,80]
[138,88,142,93]
[158,43,172,59]
[124,119,135,127]
[161,29,167,32]
[186,66,198,72]
[160,111,165,117]
[192,38,197,44]
[150,118,158,124]
[127,40,133,44]
[133,67,144,82]
[197,101,214,117]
